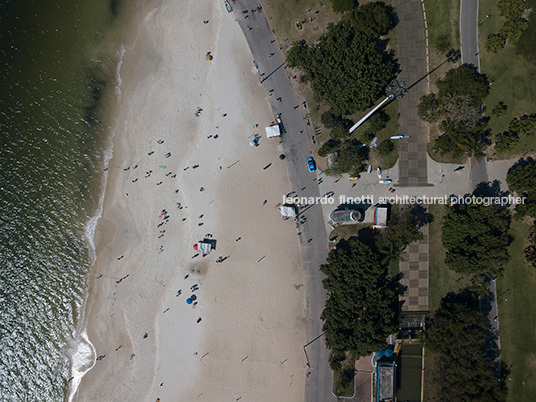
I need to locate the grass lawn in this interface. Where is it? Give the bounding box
[427,204,473,310]
[497,218,536,401]
[420,0,463,164]
[478,1,536,158]
[423,0,461,71]
[260,0,341,53]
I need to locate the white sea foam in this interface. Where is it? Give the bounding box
[66,44,125,402]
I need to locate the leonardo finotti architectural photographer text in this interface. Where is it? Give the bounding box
[283,194,526,207]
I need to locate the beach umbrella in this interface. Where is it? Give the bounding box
[186,298,193,304]
[193,243,198,250]
[279,154,285,160]
[250,140,256,146]
[191,294,197,301]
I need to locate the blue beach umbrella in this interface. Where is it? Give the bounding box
[186,298,193,304]
[191,294,197,301]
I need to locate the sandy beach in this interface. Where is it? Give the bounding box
[74,0,306,401]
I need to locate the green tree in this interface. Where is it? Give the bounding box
[320,237,398,358]
[497,0,525,20]
[500,18,529,44]
[330,0,357,13]
[509,114,536,135]
[506,158,536,217]
[287,21,396,115]
[434,94,482,127]
[377,209,424,265]
[515,11,536,63]
[346,2,396,38]
[417,94,441,123]
[436,65,489,104]
[525,224,536,268]
[486,33,507,53]
[329,140,368,176]
[377,139,395,156]
[495,131,519,153]
[441,202,512,277]
[369,110,390,131]
[433,119,487,157]
[330,122,350,139]
[426,290,508,401]
[318,139,341,157]
[321,111,339,128]
[435,34,452,54]
[491,101,508,117]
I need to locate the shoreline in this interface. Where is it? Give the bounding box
[74,0,307,400]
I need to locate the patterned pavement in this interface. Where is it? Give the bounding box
[391,0,431,188]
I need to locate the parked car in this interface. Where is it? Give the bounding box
[307,157,316,173]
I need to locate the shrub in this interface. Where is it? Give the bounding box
[486,33,507,53]
[491,101,508,117]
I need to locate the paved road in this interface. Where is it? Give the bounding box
[461,0,500,366]
[230,2,334,401]
[469,156,488,189]
[460,0,480,71]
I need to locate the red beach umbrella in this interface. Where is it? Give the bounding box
[193,243,198,250]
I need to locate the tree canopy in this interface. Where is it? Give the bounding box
[320,237,398,359]
[441,202,512,277]
[506,158,536,217]
[516,10,536,63]
[436,65,490,105]
[426,290,508,401]
[287,21,396,115]
[418,65,490,157]
[345,2,396,38]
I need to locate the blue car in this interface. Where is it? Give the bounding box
[307,157,316,173]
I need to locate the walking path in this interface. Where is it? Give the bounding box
[391,0,430,187]
[390,0,431,315]
[399,217,429,312]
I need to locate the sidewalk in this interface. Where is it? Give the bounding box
[391,0,430,187]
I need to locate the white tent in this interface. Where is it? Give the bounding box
[280,205,297,218]
[197,242,212,255]
[265,124,281,138]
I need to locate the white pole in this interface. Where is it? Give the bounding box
[349,95,392,134]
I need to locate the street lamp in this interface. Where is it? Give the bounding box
[349,79,407,133]
[480,15,491,24]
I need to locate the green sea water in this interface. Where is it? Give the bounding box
[0,0,131,399]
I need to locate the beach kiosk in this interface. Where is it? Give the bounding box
[280,204,297,219]
[372,206,389,229]
[195,238,217,255]
[265,124,281,138]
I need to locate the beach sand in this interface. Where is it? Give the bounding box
[74,0,306,401]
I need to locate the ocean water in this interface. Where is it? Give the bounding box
[0,0,130,399]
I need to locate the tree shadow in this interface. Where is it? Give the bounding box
[408,204,434,228]
[506,156,536,176]
[472,180,509,198]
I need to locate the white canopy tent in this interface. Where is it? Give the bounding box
[265,124,281,138]
[197,242,212,255]
[280,205,297,218]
